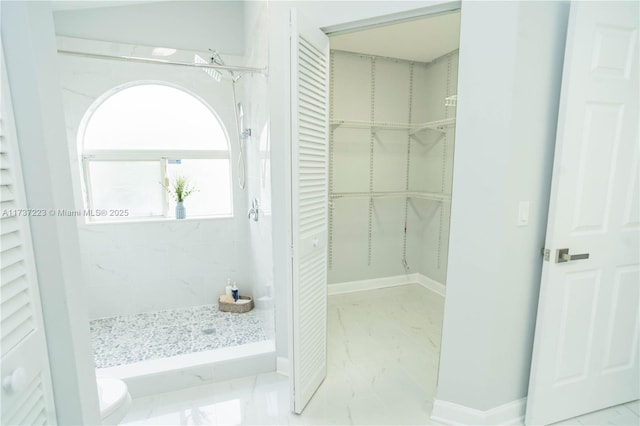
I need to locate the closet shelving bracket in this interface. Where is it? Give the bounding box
[445,95,457,107]
[409,117,456,135]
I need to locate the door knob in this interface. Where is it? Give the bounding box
[3,367,27,394]
[555,248,590,263]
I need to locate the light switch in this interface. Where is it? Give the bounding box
[518,201,530,226]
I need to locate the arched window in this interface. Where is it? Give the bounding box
[80,83,232,221]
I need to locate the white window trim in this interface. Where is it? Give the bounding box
[78,81,234,224]
[82,154,233,222]
[82,149,231,160]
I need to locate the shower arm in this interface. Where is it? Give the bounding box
[57,49,268,76]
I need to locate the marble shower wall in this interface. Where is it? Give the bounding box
[57,36,255,319]
[242,2,274,306]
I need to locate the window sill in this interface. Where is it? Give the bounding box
[80,214,234,226]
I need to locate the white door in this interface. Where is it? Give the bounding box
[526,2,639,425]
[289,8,330,414]
[0,26,57,426]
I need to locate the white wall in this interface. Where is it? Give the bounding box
[56,35,256,319]
[53,0,245,55]
[436,0,569,412]
[409,51,458,283]
[1,2,101,424]
[328,49,458,285]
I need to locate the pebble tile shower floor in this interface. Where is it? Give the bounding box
[90,305,269,368]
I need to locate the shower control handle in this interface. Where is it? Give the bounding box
[248,198,260,222]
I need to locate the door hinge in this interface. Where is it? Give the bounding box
[542,248,551,262]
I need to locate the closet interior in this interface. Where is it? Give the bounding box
[327,11,461,289]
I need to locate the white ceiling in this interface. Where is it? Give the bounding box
[329,11,461,63]
[51,1,168,11]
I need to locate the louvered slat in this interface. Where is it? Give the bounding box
[1,305,34,351]
[0,184,14,202]
[1,39,54,424]
[0,167,12,184]
[1,255,25,281]
[298,249,326,385]
[1,288,30,322]
[292,23,329,413]
[0,135,8,154]
[1,230,21,253]
[3,375,46,426]
[0,131,36,358]
[1,215,19,235]
[2,274,29,303]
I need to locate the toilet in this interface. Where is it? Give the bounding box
[96,375,132,425]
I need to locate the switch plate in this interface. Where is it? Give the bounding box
[518,201,530,226]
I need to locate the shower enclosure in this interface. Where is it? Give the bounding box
[55,1,273,397]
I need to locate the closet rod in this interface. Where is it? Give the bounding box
[331,49,433,66]
[331,48,459,68]
[58,50,268,75]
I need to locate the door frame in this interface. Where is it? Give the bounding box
[1,2,101,423]
[282,0,462,412]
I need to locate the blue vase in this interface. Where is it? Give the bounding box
[176,202,186,219]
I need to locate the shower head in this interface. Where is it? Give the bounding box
[209,50,225,66]
[209,49,242,82]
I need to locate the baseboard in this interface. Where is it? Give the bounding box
[328,273,445,297]
[431,398,526,425]
[327,274,414,295]
[414,273,446,297]
[276,356,289,376]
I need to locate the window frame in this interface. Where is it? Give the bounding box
[79,81,234,222]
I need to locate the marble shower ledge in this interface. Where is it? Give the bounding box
[81,214,234,226]
[90,304,269,369]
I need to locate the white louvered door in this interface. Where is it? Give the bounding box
[289,8,330,414]
[0,25,57,426]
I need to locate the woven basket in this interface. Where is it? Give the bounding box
[218,295,254,313]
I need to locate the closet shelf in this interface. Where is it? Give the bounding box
[330,191,451,202]
[330,117,456,135]
[330,119,412,130]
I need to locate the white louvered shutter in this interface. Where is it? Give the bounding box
[289,9,330,414]
[0,24,57,426]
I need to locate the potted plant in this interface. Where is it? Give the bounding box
[163,175,197,219]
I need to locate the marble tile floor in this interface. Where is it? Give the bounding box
[123,284,445,425]
[122,374,638,426]
[121,285,640,425]
[558,400,639,425]
[90,304,271,368]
